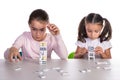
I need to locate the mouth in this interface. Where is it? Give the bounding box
[36,36,40,38]
[36,37,41,40]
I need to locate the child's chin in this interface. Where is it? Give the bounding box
[35,38,42,41]
[90,38,97,40]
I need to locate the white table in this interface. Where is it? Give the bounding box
[0,59,120,80]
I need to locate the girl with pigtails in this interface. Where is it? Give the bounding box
[74,13,112,59]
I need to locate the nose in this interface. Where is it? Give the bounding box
[36,30,41,36]
[91,32,95,37]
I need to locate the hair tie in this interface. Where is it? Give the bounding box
[100,20,105,34]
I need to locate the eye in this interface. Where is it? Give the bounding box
[32,28,37,31]
[40,28,45,32]
[87,30,92,33]
[95,30,100,33]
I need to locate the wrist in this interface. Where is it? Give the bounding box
[54,34,62,39]
[100,53,106,58]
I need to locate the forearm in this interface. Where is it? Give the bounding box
[4,48,10,60]
[74,53,84,58]
[54,34,68,59]
[100,53,111,59]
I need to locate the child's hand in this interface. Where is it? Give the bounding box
[47,24,60,35]
[95,46,104,54]
[79,47,88,55]
[8,47,22,62]
[75,47,88,58]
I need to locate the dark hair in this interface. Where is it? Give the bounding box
[28,9,49,24]
[78,13,112,43]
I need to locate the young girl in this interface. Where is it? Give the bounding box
[4,9,68,62]
[74,13,112,59]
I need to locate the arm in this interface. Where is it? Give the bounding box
[53,34,68,59]
[74,46,88,58]
[4,33,25,62]
[47,24,68,59]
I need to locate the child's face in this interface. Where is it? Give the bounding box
[29,20,48,41]
[85,23,102,40]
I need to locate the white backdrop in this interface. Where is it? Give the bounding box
[0,0,120,60]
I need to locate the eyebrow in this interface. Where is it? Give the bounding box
[31,27,45,30]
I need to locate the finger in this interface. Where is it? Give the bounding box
[96,51,101,54]
[96,50,102,54]
[47,26,54,32]
[53,28,59,31]
[13,53,18,62]
[8,53,14,62]
[96,46,102,50]
[95,47,100,51]
[52,25,58,29]
[17,54,22,61]
[95,50,98,54]
[94,49,99,53]
[95,47,99,50]
[96,48,102,52]
[47,24,51,30]
[49,24,56,30]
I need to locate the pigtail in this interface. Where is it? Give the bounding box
[100,18,112,42]
[78,17,87,42]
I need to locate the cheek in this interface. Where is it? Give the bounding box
[31,31,36,37]
[95,33,100,37]
[86,32,91,36]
